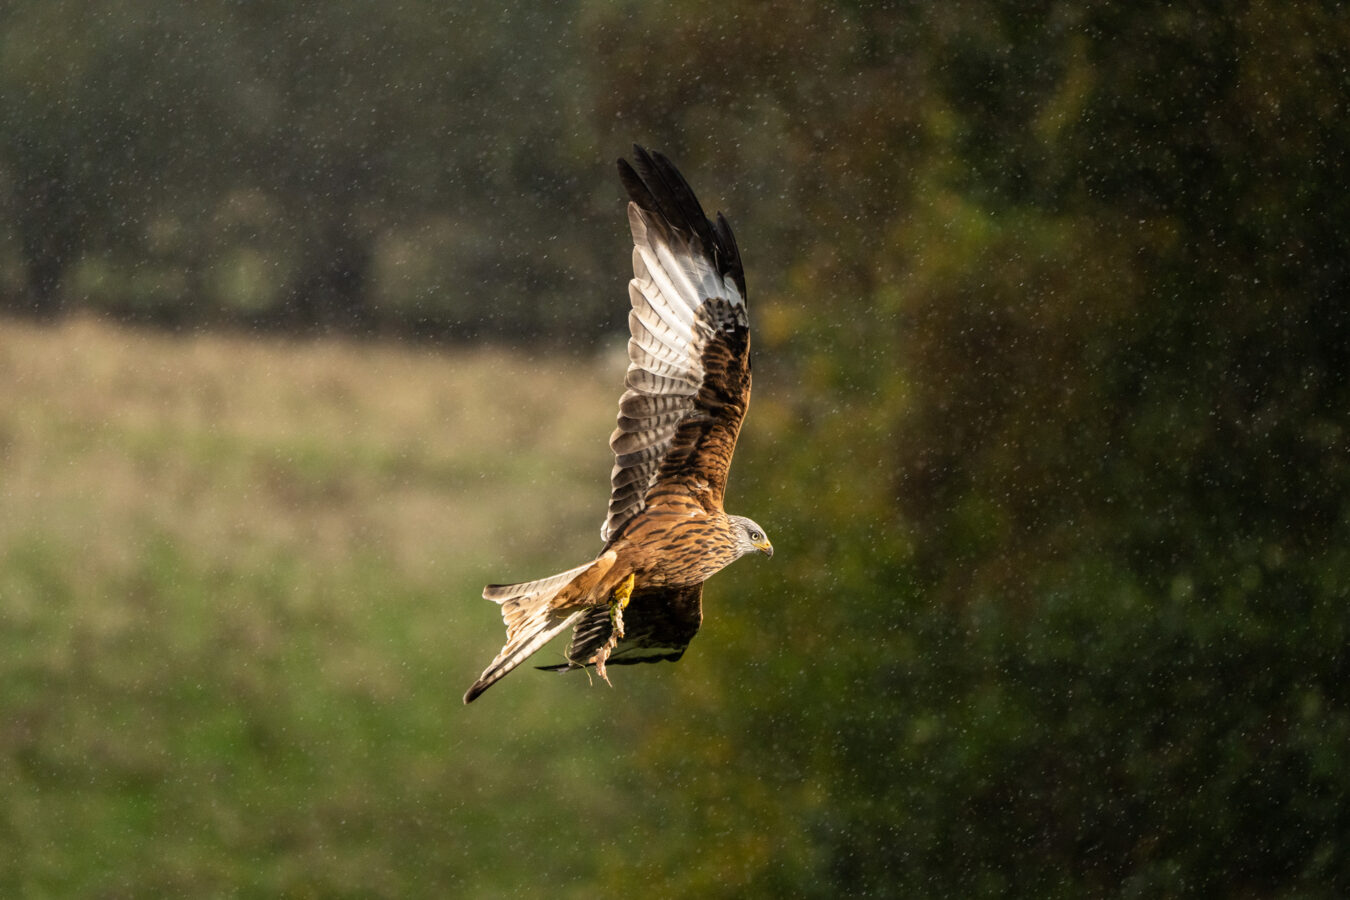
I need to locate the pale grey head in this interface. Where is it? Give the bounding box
[728,515,773,559]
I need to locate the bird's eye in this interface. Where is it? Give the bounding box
[750,530,762,541]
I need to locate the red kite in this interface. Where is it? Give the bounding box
[464,147,770,704]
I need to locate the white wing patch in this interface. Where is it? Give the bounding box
[601,204,746,542]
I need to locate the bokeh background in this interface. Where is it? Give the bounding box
[2,1,1347,896]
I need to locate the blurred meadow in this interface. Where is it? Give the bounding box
[3,0,1349,896]
[0,315,644,895]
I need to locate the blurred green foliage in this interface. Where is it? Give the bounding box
[2,0,1348,896]
[578,0,1349,895]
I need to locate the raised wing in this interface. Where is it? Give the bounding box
[602,146,751,543]
[536,583,705,672]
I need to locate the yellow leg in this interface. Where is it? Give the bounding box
[594,573,636,686]
[614,573,635,609]
[609,573,634,639]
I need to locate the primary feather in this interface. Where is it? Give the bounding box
[603,147,748,543]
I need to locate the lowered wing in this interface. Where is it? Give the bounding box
[536,583,705,672]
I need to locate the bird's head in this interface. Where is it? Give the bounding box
[729,515,773,559]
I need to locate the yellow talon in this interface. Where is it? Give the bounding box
[614,573,635,608]
[592,573,637,683]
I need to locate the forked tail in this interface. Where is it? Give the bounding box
[463,552,619,703]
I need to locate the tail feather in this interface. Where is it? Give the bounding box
[482,561,593,603]
[463,604,583,703]
[464,552,619,704]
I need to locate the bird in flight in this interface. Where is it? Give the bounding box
[464,146,771,704]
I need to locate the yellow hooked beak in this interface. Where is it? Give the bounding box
[754,538,774,558]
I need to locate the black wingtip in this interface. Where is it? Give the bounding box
[616,145,746,298]
[617,155,652,211]
[463,681,487,704]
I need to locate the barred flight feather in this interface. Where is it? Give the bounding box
[619,393,688,417]
[624,368,701,396]
[617,409,686,431]
[629,326,699,373]
[628,344,703,381]
[608,464,652,488]
[614,447,663,470]
[633,252,696,325]
[602,147,749,542]
[629,288,696,348]
[611,427,670,455]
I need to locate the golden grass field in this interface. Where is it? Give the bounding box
[0,315,712,896]
[0,314,619,587]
